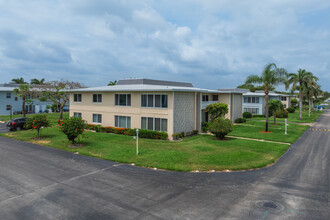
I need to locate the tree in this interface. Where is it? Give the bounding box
[25,114,50,138]
[40,80,83,120]
[11,77,27,84]
[208,117,233,139]
[237,83,275,92]
[287,69,317,120]
[30,78,45,85]
[268,100,284,124]
[13,84,33,117]
[291,98,298,108]
[245,63,287,132]
[59,117,85,145]
[108,80,117,86]
[304,79,321,117]
[205,103,228,121]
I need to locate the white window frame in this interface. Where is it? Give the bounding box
[74,94,82,102]
[93,94,102,103]
[115,94,131,106]
[114,116,131,128]
[141,94,168,109]
[73,112,82,118]
[92,114,102,123]
[141,117,168,132]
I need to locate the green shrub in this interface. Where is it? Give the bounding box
[86,124,95,130]
[94,125,103,132]
[201,122,209,133]
[59,117,86,144]
[275,110,288,118]
[193,130,199,135]
[234,118,247,123]
[243,112,252,118]
[208,117,233,139]
[205,103,229,121]
[172,133,182,140]
[138,129,167,140]
[287,107,295,113]
[291,98,298,107]
[25,114,50,138]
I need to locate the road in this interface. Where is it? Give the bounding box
[0,111,329,219]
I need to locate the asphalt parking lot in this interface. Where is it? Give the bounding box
[0,110,329,219]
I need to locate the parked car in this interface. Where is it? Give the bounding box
[6,117,28,131]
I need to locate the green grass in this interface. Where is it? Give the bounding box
[249,110,323,123]
[0,112,69,126]
[231,120,309,143]
[0,126,289,172]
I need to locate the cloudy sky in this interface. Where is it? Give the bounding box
[0,0,329,91]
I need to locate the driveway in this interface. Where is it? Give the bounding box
[0,111,329,219]
[0,122,9,133]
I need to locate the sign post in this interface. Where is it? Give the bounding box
[285,119,288,135]
[136,129,139,155]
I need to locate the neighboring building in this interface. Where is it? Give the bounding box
[68,79,243,139]
[0,84,53,115]
[242,90,296,115]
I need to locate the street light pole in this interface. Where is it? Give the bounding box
[285,119,288,135]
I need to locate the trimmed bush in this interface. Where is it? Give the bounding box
[287,107,295,113]
[25,114,50,138]
[193,130,199,135]
[208,117,233,139]
[94,125,103,132]
[172,133,183,140]
[275,110,288,118]
[234,118,247,123]
[243,112,252,118]
[201,122,209,133]
[59,117,86,144]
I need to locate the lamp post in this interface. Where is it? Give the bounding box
[285,119,289,135]
[136,129,139,155]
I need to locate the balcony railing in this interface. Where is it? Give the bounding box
[201,101,218,109]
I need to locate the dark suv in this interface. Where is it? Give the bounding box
[6,118,28,131]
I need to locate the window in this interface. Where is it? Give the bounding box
[6,93,11,99]
[15,97,18,101]
[202,95,209,101]
[141,94,168,108]
[74,94,82,102]
[93,94,102,103]
[244,108,259,114]
[212,95,218,101]
[141,117,168,132]
[281,97,287,101]
[115,116,131,128]
[74,112,82,118]
[115,94,131,106]
[283,104,287,108]
[244,96,260,103]
[93,114,102,123]
[6,105,11,111]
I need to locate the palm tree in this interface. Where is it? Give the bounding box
[245,63,287,132]
[304,77,320,117]
[108,80,117,86]
[287,69,316,120]
[30,78,45,85]
[11,77,27,84]
[13,84,31,117]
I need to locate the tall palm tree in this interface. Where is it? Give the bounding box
[304,77,320,117]
[287,69,316,120]
[30,78,45,85]
[245,63,287,132]
[13,84,31,117]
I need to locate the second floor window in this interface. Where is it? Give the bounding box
[202,95,209,101]
[244,97,259,103]
[74,94,82,102]
[281,97,287,101]
[141,94,168,108]
[6,93,11,99]
[212,95,218,101]
[93,94,102,103]
[115,94,131,106]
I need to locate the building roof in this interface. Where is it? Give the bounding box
[0,87,15,92]
[116,79,194,87]
[217,88,247,93]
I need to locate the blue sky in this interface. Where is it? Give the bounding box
[0,0,329,91]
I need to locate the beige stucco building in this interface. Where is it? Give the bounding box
[68,79,243,139]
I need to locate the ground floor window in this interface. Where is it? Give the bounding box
[244,108,259,114]
[6,105,11,111]
[74,112,82,118]
[115,116,131,128]
[141,117,167,132]
[93,114,102,123]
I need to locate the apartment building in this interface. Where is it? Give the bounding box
[242,90,296,115]
[68,79,243,138]
[0,84,53,115]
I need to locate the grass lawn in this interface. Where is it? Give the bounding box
[0,126,289,172]
[231,120,309,143]
[249,110,323,123]
[0,112,69,126]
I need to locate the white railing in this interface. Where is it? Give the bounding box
[201,101,218,109]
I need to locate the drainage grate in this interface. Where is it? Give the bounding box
[255,200,284,213]
[263,202,278,209]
